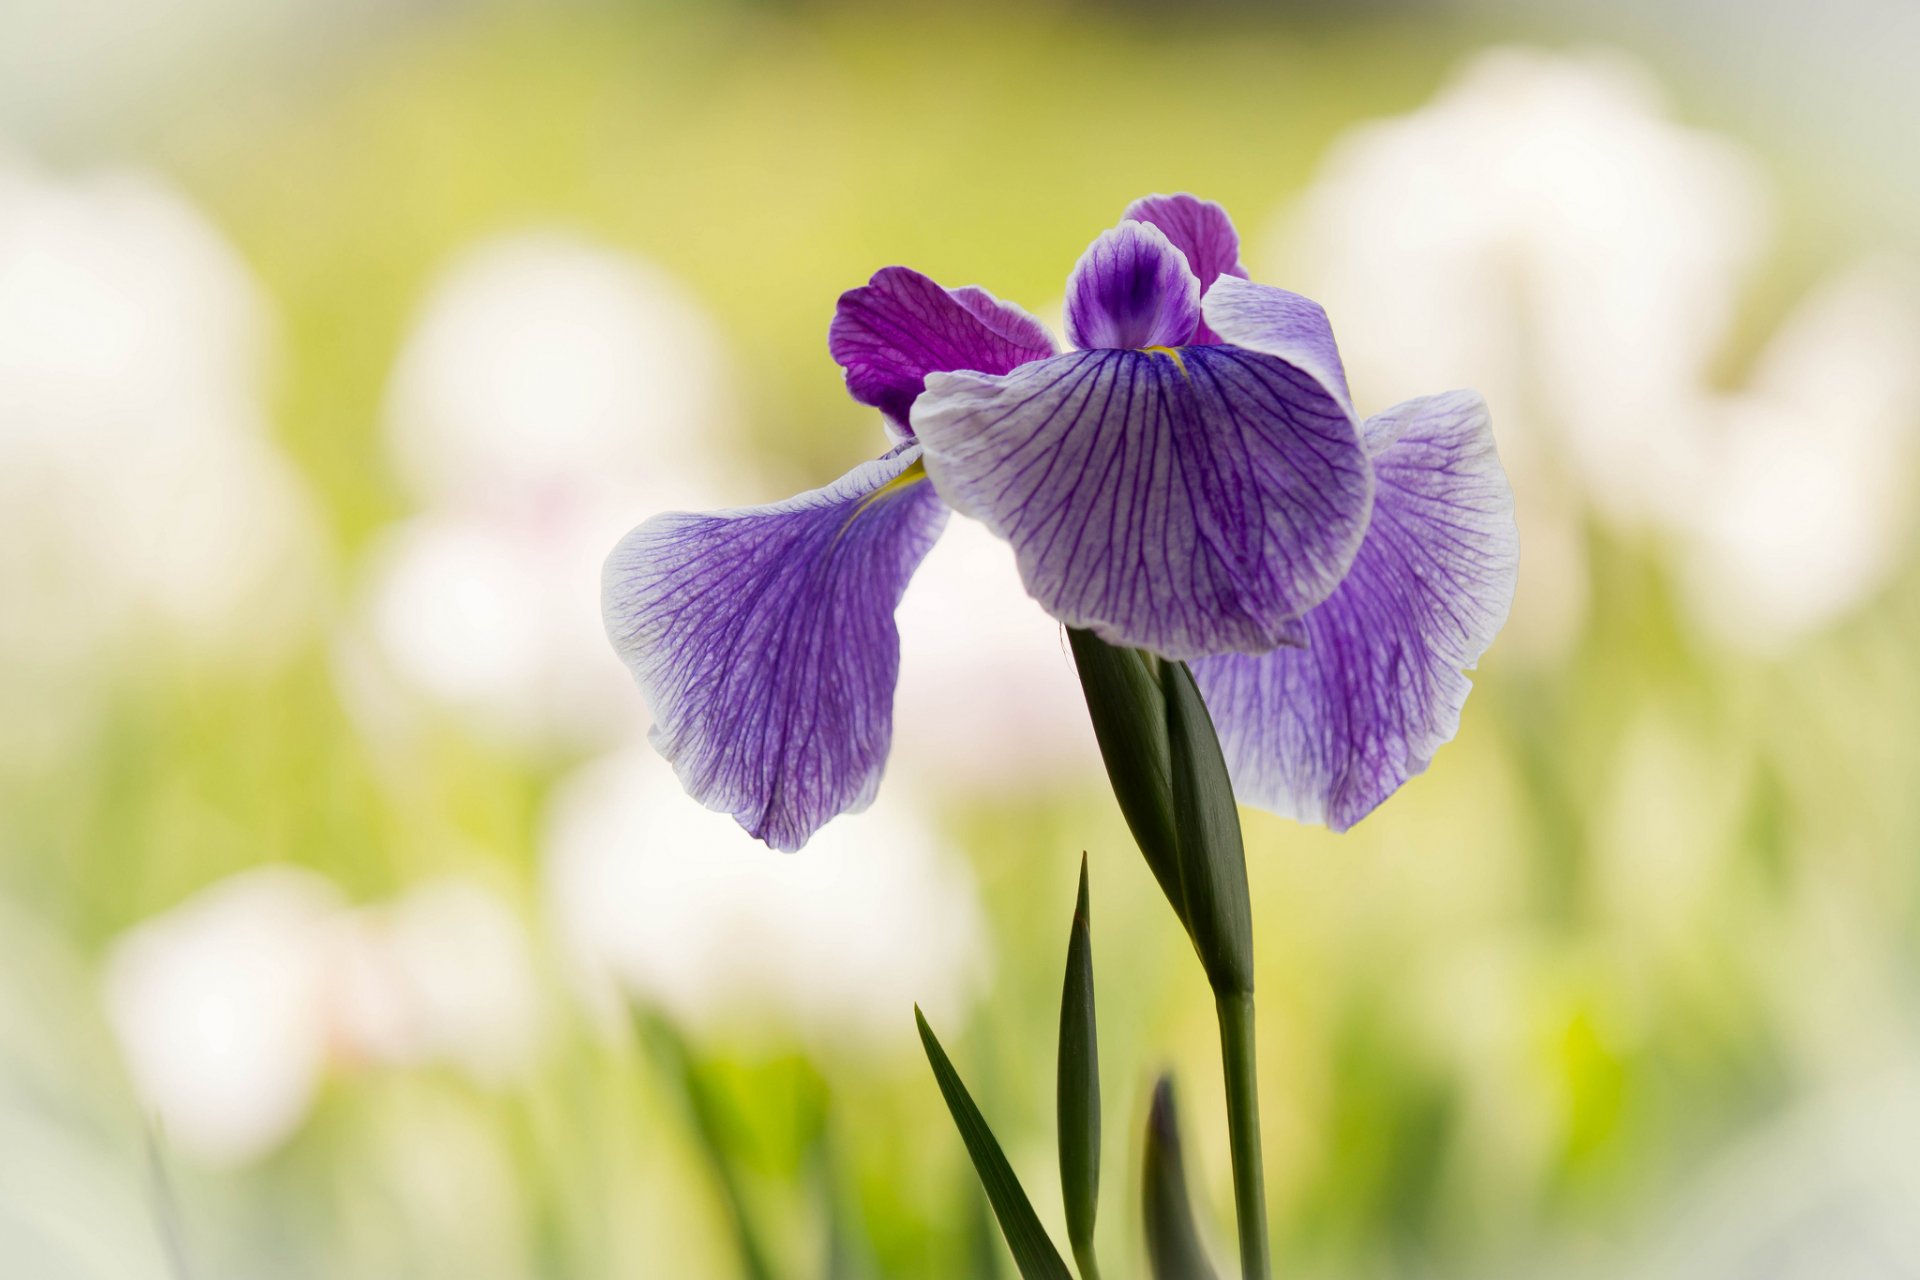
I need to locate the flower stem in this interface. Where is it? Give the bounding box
[1215,991,1269,1280]
[1069,629,1271,1275]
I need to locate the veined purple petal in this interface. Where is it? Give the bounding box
[1122,193,1248,343]
[948,285,1055,351]
[914,346,1373,660]
[1064,221,1202,352]
[602,446,948,851]
[830,268,1055,437]
[1193,391,1517,830]
[1203,276,1355,419]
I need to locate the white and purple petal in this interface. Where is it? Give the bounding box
[829,268,1055,437]
[1064,221,1202,352]
[914,346,1373,661]
[1202,275,1356,419]
[1122,193,1249,343]
[602,447,948,851]
[1193,391,1517,830]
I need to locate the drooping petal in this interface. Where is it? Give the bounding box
[602,446,948,851]
[1202,275,1356,418]
[1064,221,1202,352]
[914,346,1373,660]
[1122,193,1248,343]
[1193,391,1517,830]
[829,268,1055,437]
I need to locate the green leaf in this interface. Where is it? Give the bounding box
[636,1014,780,1280]
[915,1007,1075,1280]
[1162,660,1254,998]
[145,1124,198,1280]
[1067,628,1184,917]
[1057,854,1102,1280]
[1142,1076,1219,1280]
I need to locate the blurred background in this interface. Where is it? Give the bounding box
[4,0,1920,1276]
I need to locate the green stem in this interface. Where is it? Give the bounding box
[1215,992,1269,1280]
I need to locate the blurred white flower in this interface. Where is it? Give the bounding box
[353,232,733,750]
[0,156,324,693]
[542,747,986,1052]
[102,868,542,1166]
[1674,261,1920,651]
[330,876,542,1084]
[381,231,731,517]
[1277,47,1768,519]
[102,867,342,1167]
[892,516,1099,791]
[355,501,650,748]
[1272,47,1920,656]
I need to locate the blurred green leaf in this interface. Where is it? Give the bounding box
[915,1007,1074,1280]
[636,1014,780,1280]
[809,1122,877,1280]
[1057,854,1101,1280]
[1068,628,1183,916]
[1162,660,1254,999]
[1143,1077,1218,1280]
[145,1124,197,1280]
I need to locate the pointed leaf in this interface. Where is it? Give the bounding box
[1068,628,1184,916]
[1057,855,1102,1280]
[1143,1076,1219,1280]
[1163,660,1254,998]
[916,1007,1075,1280]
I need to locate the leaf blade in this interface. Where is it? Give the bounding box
[636,1014,780,1280]
[1057,855,1101,1280]
[916,1007,1074,1280]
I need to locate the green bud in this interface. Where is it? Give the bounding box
[1142,1075,1219,1280]
[1162,661,1255,997]
[1067,628,1185,925]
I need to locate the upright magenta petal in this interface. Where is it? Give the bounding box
[1122,193,1248,343]
[914,347,1372,661]
[603,447,948,851]
[1193,391,1517,830]
[1064,221,1202,352]
[1203,276,1355,419]
[830,268,1055,437]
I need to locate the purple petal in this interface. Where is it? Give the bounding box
[1064,221,1202,352]
[829,268,1055,437]
[1193,391,1517,830]
[1202,276,1355,418]
[602,446,948,851]
[1122,193,1248,343]
[914,347,1372,660]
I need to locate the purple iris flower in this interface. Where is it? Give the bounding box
[604,194,1517,850]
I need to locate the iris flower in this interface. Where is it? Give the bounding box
[604,194,1517,850]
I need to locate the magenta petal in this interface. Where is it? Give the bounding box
[1193,391,1518,830]
[602,447,948,851]
[829,268,1054,437]
[1064,221,1203,352]
[1122,193,1249,343]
